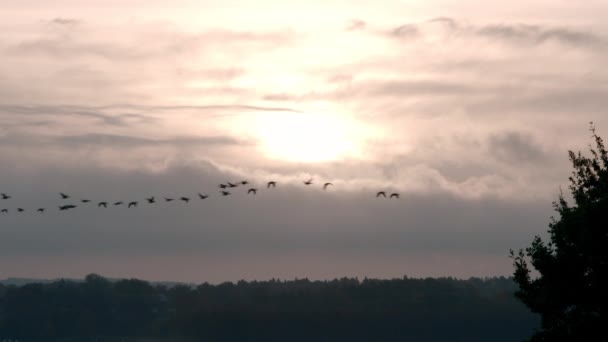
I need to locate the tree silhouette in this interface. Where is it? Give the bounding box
[511,123,608,341]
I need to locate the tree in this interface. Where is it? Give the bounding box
[511,123,608,341]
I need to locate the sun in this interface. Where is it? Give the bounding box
[252,111,362,163]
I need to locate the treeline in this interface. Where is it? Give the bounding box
[0,274,538,341]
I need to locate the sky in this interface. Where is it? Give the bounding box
[1,0,607,283]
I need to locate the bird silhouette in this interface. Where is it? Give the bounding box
[114,201,123,206]
[248,188,258,195]
[98,202,108,208]
[60,192,70,199]
[390,193,400,199]
[1,193,11,200]
[37,208,45,213]
[267,181,277,188]
[164,197,174,202]
[227,182,238,188]
[219,184,227,189]
[376,191,387,198]
[81,199,91,203]
[1,209,7,213]
[198,193,208,199]
[304,178,313,185]
[180,197,190,203]
[241,180,249,185]
[146,196,156,204]
[323,182,333,190]
[17,208,24,212]
[59,204,77,211]
[221,191,231,196]
[128,201,138,208]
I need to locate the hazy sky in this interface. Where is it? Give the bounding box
[1,0,607,283]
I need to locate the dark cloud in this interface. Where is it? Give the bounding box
[428,17,459,30]
[55,133,246,148]
[49,17,80,26]
[467,87,608,118]
[389,17,604,48]
[0,105,147,126]
[488,131,547,164]
[477,24,603,47]
[0,104,301,129]
[391,24,419,38]
[0,159,551,281]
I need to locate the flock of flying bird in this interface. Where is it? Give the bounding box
[0,178,400,214]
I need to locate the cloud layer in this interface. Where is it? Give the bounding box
[1,1,606,282]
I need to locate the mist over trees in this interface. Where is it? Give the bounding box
[512,124,608,341]
[0,275,536,341]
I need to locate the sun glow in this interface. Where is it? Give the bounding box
[253,111,363,163]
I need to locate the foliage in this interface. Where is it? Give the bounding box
[0,275,536,341]
[511,123,608,341]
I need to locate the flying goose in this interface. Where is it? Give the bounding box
[221,191,231,196]
[390,193,400,199]
[323,182,333,190]
[17,208,24,212]
[227,182,238,188]
[267,181,277,188]
[128,201,138,208]
[37,208,45,213]
[241,180,249,185]
[98,202,108,208]
[60,192,70,199]
[376,191,387,198]
[114,201,123,206]
[147,196,156,204]
[1,209,7,213]
[81,199,91,203]
[164,197,174,202]
[219,184,228,189]
[198,193,208,199]
[247,188,258,195]
[59,204,77,210]
[180,197,190,203]
[304,178,313,185]
[1,193,11,200]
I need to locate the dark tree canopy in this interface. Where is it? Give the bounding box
[511,123,608,341]
[0,275,536,341]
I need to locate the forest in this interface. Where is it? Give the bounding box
[0,274,538,341]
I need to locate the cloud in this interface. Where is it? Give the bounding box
[6,24,296,61]
[0,9,605,282]
[0,105,149,126]
[428,17,459,30]
[391,24,419,38]
[0,159,551,282]
[365,79,483,97]
[477,24,603,47]
[49,17,80,26]
[346,19,366,31]
[55,133,246,148]
[388,17,605,49]
[0,104,301,127]
[488,131,547,164]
